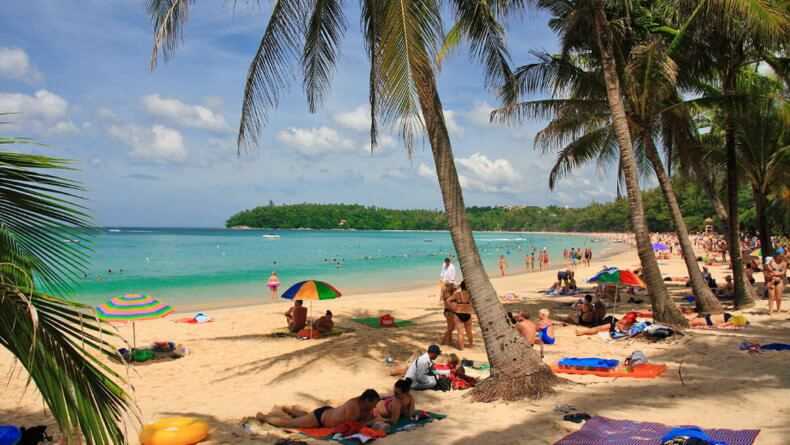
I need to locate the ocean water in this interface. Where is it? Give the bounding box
[63,228,616,309]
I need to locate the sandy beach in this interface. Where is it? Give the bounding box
[3,247,789,444]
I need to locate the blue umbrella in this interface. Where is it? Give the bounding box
[652,242,669,252]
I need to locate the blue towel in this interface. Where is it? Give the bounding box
[661,426,728,445]
[0,425,21,445]
[761,343,790,351]
[558,358,619,369]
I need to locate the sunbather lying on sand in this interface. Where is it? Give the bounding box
[575,311,637,336]
[256,389,380,428]
[685,312,744,328]
[372,378,415,429]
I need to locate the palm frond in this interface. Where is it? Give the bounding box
[237,0,312,150]
[148,0,194,69]
[449,0,513,89]
[378,0,442,154]
[544,126,617,189]
[361,0,385,149]
[303,0,347,112]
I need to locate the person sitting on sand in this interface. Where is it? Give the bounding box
[536,309,556,345]
[575,311,637,336]
[404,345,441,390]
[511,311,538,345]
[285,300,308,333]
[312,310,334,334]
[256,389,380,428]
[372,378,415,429]
[716,275,734,300]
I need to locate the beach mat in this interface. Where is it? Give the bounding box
[265,326,354,339]
[351,317,414,328]
[298,411,445,444]
[554,416,760,445]
[551,363,667,378]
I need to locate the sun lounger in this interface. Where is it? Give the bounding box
[551,363,667,378]
[554,416,759,445]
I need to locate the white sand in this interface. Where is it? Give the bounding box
[2,247,789,444]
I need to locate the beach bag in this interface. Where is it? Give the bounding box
[434,377,452,392]
[297,328,320,339]
[0,426,21,445]
[379,314,395,327]
[645,324,674,339]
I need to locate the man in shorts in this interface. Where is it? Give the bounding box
[256,389,381,428]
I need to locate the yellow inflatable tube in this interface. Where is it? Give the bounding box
[140,417,209,445]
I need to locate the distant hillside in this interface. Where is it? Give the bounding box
[227,181,756,232]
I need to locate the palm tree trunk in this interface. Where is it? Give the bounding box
[592,2,687,326]
[753,184,772,263]
[724,72,755,309]
[415,68,558,401]
[689,153,758,301]
[643,137,722,313]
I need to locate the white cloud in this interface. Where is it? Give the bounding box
[108,124,187,162]
[142,94,229,132]
[443,110,464,136]
[417,162,435,178]
[0,48,43,83]
[97,107,118,121]
[0,90,67,120]
[456,153,520,193]
[49,120,79,135]
[334,105,371,132]
[276,126,357,157]
[465,101,498,127]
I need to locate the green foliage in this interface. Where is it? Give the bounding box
[226,181,766,233]
[0,139,135,444]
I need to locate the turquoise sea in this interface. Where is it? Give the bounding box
[64,228,617,309]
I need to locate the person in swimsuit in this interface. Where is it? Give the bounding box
[575,311,637,336]
[685,312,736,328]
[498,255,507,277]
[440,283,456,346]
[372,378,415,429]
[267,271,280,299]
[765,248,787,314]
[256,389,380,428]
[312,310,334,334]
[536,309,556,345]
[512,311,538,345]
[448,281,475,349]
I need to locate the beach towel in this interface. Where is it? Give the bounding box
[351,317,414,329]
[266,326,353,339]
[551,363,667,378]
[558,358,619,370]
[174,312,213,324]
[297,411,445,445]
[554,416,760,445]
[739,342,790,352]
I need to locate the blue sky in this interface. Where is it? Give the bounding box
[1,0,618,227]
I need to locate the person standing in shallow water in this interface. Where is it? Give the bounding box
[498,255,508,277]
[267,271,280,299]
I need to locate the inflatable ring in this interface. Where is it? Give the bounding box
[140,417,209,445]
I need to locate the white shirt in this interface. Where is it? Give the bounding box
[440,263,457,283]
[405,352,434,383]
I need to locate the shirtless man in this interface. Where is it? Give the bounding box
[312,310,334,333]
[257,389,380,428]
[285,300,307,332]
[765,248,787,313]
[510,311,538,345]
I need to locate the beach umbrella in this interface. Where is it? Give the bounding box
[96,293,174,348]
[587,267,645,314]
[652,242,669,252]
[280,280,341,332]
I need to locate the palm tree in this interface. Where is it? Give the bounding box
[0,139,135,445]
[147,0,558,401]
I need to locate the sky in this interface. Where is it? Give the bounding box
[0,0,620,227]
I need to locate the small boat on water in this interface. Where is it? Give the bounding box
[423,239,433,243]
[108,229,121,233]
[262,234,281,239]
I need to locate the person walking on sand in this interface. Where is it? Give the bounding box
[267,271,280,299]
[541,248,550,270]
[498,255,507,277]
[529,249,536,271]
[765,248,787,314]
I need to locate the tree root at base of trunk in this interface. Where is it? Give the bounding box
[470,364,561,402]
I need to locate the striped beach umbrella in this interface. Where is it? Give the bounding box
[97,294,173,348]
[587,267,645,288]
[281,280,342,301]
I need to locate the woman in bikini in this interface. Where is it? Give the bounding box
[765,248,787,314]
[372,378,415,429]
[440,283,456,346]
[267,271,280,299]
[448,281,475,350]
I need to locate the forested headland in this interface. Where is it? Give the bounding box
[227,181,784,233]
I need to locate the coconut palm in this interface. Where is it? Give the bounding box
[0,138,135,445]
[147,0,557,401]
[493,41,723,315]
